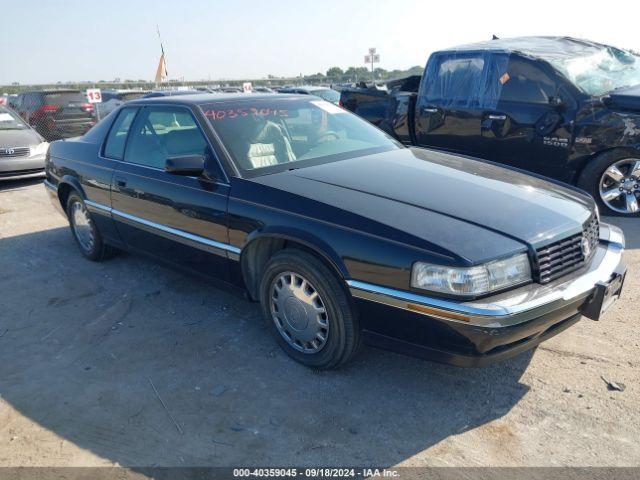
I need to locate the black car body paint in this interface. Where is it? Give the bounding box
[43,94,626,366]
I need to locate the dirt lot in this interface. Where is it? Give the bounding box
[0,178,638,468]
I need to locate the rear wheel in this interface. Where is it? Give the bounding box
[66,192,116,261]
[578,151,640,216]
[259,249,360,369]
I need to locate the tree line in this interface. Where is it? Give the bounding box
[293,65,424,84]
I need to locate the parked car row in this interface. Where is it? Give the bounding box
[339,36,640,217]
[8,89,95,142]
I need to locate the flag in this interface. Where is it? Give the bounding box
[155,53,168,84]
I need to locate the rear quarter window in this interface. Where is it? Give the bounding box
[103,107,138,159]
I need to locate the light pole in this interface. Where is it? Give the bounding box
[364,47,380,80]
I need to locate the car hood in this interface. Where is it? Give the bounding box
[0,128,42,147]
[253,147,594,261]
[606,84,640,112]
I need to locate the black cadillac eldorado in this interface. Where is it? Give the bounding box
[43,94,626,369]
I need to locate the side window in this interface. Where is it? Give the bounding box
[124,107,209,169]
[104,107,138,159]
[422,54,485,107]
[11,95,22,109]
[497,58,557,104]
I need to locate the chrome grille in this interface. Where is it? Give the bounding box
[0,147,30,158]
[535,215,599,284]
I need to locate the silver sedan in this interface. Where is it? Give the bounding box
[0,106,49,180]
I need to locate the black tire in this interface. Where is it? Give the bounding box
[66,192,116,261]
[577,150,640,217]
[259,249,361,369]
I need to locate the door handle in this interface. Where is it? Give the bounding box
[422,106,438,113]
[487,114,506,121]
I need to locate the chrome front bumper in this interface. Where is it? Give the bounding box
[0,154,46,179]
[348,223,625,328]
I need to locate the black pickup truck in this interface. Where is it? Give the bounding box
[340,36,640,216]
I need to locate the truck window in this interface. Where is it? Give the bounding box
[497,58,557,104]
[422,54,485,107]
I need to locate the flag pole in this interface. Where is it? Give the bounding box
[156,25,168,88]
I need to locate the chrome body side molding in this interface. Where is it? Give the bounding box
[82,198,240,258]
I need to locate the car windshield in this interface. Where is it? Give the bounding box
[311,89,340,103]
[0,107,28,130]
[44,92,85,105]
[201,97,401,176]
[550,47,640,96]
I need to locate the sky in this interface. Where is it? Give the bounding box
[1,0,640,85]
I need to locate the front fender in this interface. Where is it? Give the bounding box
[242,226,349,279]
[59,174,87,200]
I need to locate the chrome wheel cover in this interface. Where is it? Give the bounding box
[71,201,95,252]
[270,272,329,354]
[599,158,640,214]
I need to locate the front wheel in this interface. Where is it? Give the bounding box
[578,151,640,216]
[66,192,116,261]
[259,249,360,369]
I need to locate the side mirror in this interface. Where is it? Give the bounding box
[548,96,565,109]
[164,155,205,176]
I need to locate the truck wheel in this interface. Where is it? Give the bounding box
[578,151,640,217]
[66,193,116,261]
[259,249,361,369]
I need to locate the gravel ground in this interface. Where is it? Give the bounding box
[0,179,638,468]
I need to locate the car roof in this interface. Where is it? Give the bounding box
[280,85,328,92]
[127,92,303,106]
[116,89,150,93]
[21,89,81,95]
[143,90,202,98]
[436,36,615,62]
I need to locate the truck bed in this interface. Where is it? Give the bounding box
[339,75,421,144]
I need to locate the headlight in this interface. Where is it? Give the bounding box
[30,142,49,157]
[411,253,532,297]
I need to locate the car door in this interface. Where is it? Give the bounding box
[414,53,488,156]
[86,106,139,248]
[110,105,233,281]
[480,54,575,177]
